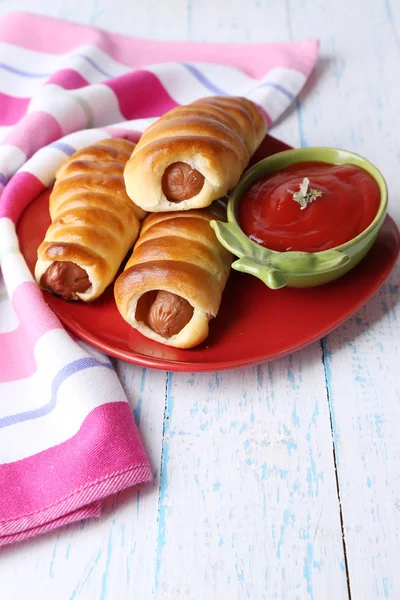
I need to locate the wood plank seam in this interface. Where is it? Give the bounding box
[321,337,352,600]
[153,371,172,593]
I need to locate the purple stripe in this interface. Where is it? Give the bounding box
[73,53,112,78]
[253,80,294,100]
[0,357,113,429]
[181,62,228,96]
[0,61,50,78]
[0,53,112,82]
[49,141,76,156]
[0,173,8,186]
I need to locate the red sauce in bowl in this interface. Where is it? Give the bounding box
[238,161,381,252]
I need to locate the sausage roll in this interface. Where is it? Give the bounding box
[114,205,232,348]
[123,96,267,212]
[35,138,146,302]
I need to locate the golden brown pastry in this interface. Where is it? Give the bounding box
[123,96,267,212]
[35,138,146,301]
[114,204,232,348]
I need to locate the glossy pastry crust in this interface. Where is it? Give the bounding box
[35,138,144,301]
[114,207,232,348]
[123,96,267,212]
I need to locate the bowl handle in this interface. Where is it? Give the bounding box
[210,220,288,289]
[232,257,288,289]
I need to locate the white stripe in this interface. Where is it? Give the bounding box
[146,62,299,107]
[0,56,108,98]
[28,84,89,133]
[76,340,112,365]
[0,42,68,75]
[0,145,26,179]
[19,146,70,187]
[77,83,125,127]
[146,63,215,104]
[185,63,307,98]
[1,249,34,295]
[0,69,44,98]
[262,66,307,96]
[180,62,257,95]
[0,41,130,79]
[0,126,11,144]
[0,365,125,464]
[69,44,130,78]
[0,296,18,334]
[0,329,109,419]
[0,43,60,98]
[0,240,20,335]
[0,218,19,255]
[247,88,291,121]
[248,87,292,121]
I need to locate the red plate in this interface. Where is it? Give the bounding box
[17,135,400,372]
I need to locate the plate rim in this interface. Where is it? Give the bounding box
[50,213,399,372]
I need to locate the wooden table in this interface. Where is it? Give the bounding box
[1,1,399,598]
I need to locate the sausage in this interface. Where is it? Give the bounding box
[146,290,194,337]
[40,261,91,301]
[162,162,205,202]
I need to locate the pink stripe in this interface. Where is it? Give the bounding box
[0,502,101,547]
[47,68,89,90]
[101,127,141,143]
[0,12,318,78]
[105,70,178,119]
[0,402,151,531]
[0,93,29,125]
[0,171,46,221]
[0,281,62,382]
[2,112,62,160]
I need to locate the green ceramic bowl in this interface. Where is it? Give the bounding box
[210,147,388,289]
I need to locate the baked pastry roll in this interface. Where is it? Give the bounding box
[123,96,267,212]
[114,205,232,348]
[35,138,145,301]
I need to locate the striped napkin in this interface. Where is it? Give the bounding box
[0,11,318,547]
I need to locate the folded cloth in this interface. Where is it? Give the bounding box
[0,11,318,547]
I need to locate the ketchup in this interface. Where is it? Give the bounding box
[238,161,381,252]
